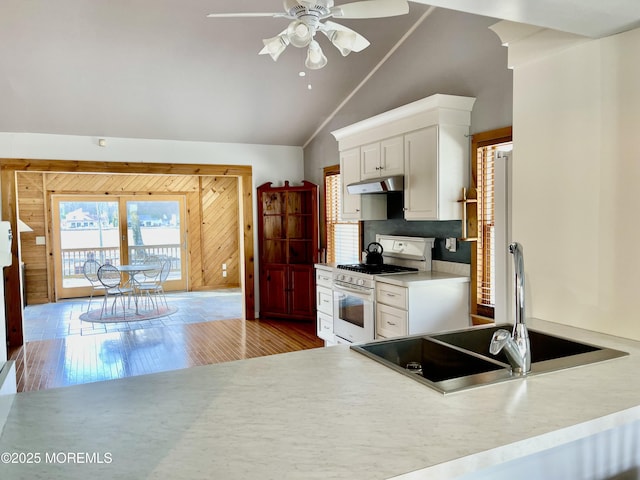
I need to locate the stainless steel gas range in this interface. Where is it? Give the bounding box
[332,235,435,344]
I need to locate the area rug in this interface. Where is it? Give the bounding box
[79,305,178,323]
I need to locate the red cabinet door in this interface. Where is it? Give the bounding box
[261,265,287,317]
[289,265,315,319]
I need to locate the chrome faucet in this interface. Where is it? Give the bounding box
[489,242,531,374]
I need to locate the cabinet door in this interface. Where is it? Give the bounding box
[340,147,362,220]
[360,142,381,180]
[376,282,408,310]
[380,136,404,177]
[289,265,315,318]
[317,311,334,341]
[316,285,333,315]
[261,265,288,316]
[376,303,408,339]
[404,126,438,220]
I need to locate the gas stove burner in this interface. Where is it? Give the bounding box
[337,264,418,275]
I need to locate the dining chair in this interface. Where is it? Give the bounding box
[82,259,106,311]
[135,256,164,311]
[136,256,171,312]
[97,264,134,320]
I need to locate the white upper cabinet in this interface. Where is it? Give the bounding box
[404,126,438,220]
[340,147,386,221]
[404,124,468,220]
[332,94,475,221]
[360,136,404,180]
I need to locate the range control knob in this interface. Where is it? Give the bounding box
[357,278,365,286]
[338,274,345,281]
[347,276,353,283]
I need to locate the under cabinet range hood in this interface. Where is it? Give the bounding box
[346,175,403,194]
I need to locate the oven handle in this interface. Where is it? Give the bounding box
[332,283,373,300]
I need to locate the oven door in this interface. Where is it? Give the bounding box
[332,283,374,344]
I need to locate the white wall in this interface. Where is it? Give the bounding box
[0,132,305,356]
[510,27,640,340]
[0,133,303,186]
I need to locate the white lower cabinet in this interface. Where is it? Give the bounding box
[376,282,408,338]
[376,303,408,338]
[375,279,469,339]
[317,311,334,341]
[315,267,335,344]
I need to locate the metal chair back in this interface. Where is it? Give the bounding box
[97,264,123,289]
[83,259,102,285]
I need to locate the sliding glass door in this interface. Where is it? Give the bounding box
[53,195,187,299]
[125,198,184,287]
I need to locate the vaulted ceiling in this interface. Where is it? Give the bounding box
[1,0,639,147]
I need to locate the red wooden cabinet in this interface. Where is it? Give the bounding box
[257,181,318,321]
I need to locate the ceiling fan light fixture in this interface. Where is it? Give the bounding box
[261,34,290,61]
[287,20,313,48]
[327,29,357,56]
[305,40,328,70]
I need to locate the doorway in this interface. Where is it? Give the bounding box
[52,195,188,299]
[2,160,256,350]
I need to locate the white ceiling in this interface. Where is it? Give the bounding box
[1,0,639,148]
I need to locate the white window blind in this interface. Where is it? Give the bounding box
[325,172,359,264]
[476,141,511,311]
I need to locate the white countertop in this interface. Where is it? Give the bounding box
[315,262,470,287]
[374,270,470,287]
[2,319,640,479]
[314,262,336,271]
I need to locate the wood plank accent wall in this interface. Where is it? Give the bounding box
[16,173,48,303]
[199,177,240,288]
[19,172,242,303]
[2,159,255,348]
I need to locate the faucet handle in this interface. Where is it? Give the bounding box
[489,329,512,355]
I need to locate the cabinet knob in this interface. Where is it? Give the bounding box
[355,209,360,212]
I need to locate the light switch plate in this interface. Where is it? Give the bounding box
[445,238,457,252]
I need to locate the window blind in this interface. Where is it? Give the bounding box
[476,141,511,312]
[476,145,496,308]
[325,172,359,264]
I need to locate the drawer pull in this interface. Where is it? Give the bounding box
[385,293,397,297]
[387,321,397,326]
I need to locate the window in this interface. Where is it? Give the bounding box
[471,128,512,320]
[52,195,187,299]
[324,166,360,264]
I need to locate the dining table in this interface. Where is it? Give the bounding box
[118,263,162,314]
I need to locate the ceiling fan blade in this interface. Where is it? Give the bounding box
[330,0,409,19]
[322,21,370,52]
[207,12,284,18]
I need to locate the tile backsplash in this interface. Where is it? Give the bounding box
[363,219,471,264]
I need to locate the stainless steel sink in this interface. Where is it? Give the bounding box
[432,324,628,375]
[351,324,628,394]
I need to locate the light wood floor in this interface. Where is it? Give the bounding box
[9,316,323,393]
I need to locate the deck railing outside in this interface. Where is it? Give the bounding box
[61,245,181,285]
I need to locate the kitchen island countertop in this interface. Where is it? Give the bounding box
[1,318,639,479]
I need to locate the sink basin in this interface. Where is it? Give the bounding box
[351,324,628,394]
[432,324,628,375]
[353,336,514,394]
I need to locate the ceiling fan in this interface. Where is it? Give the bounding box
[207,0,410,70]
